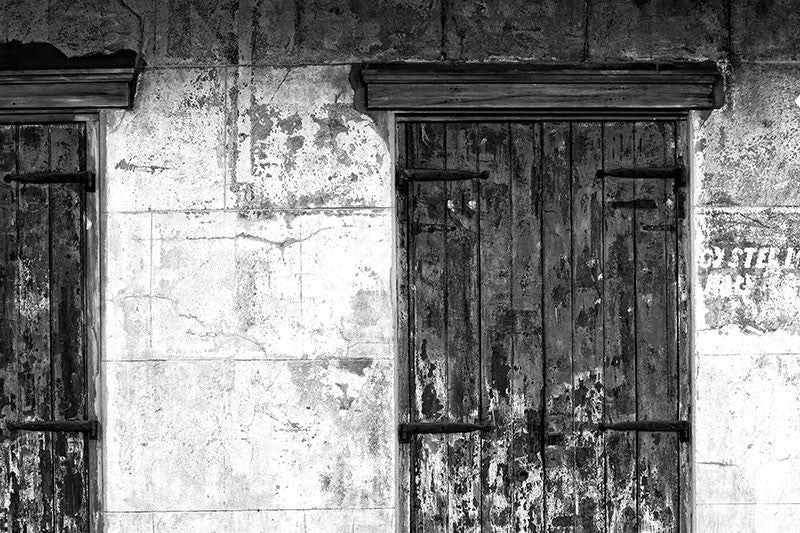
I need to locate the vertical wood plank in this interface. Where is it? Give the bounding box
[676,120,691,533]
[49,123,88,532]
[508,122,544,533]
[479,123,513,532]
[397,121,413,533]
[571,123,605,533]
[634,121,679,533]
[16,124,54,532]
[0,124,19,533]
[408,122,449,532]
[444,122,481,532]
[603,122,637,533]
[542,122,574,533]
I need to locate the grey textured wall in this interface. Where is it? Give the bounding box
[3,1,800,531]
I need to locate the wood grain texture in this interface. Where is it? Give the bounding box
[401,119,688,533]
[541,122,574,533]
[363,63,722,111]
[445,122,481,532]
[676,120,691,533]
[0,69,136,111]
[508,123,544,533]
[0,124,19,533]
[634,122,678,533]
[367,83,716,111]
[16,124,55,533]
[408,122,449,531]
[49,124,88,532]
[602,122,638,533]
[571,123,604,533]
[0,123,90,532]
[397,121,413,533]
[478,123,513,532]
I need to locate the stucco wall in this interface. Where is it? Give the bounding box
[3,0,800,531]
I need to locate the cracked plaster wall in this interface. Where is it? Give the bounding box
[4,0,800,532]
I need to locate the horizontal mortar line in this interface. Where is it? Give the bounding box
[137,62,389,71]
[102,356,393,363]
[101,206,394,215]
[695,502,800,506]
[694,205,800,213]
[105,506,395,514]
[695,352,800,357]
[734,60,800,65]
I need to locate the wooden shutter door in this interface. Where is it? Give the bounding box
[399,120,689,533]
[0,123,92,532]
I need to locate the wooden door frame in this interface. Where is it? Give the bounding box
[362,63,721,533]
[0,52,138,532]
[0,112,104,532]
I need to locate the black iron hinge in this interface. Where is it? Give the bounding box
[6,419,99,440]
[598,165,688,220]
[397,168,489,190]
[598,420,691,443]
[3,171,96,192]
[398,422,492,443]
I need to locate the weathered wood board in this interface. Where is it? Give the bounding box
[0,123,90,532]
[401,119,687,533]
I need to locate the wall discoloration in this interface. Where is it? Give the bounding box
[105,68,228,212]
[696,210,800,354]
[588,0,726,61]
[443,0,585,61]
[4,0,800,530]
[104,359,393,511]
[696,355,800,504]
[2,0,143,57]
[731,0,800,60]
[255,0,442,63]
[697,64,800,207]
[228,66,391,210]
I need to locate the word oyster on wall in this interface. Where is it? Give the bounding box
[700,245,800,270]
[697,211,800,350]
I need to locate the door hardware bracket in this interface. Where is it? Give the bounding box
[609,199,658,210]
[6,419,99,440]
[3,171,96,192]
[598,420,691,443]
[398,422,492,443]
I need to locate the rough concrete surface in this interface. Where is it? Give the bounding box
[442,0,585,60]
[731,0,800,60]
[697,64,800,207]
[695,209,800,354]
[101,62,395,530]
[696,355,800,504]
[588,0,727,61]
[3,0,800,531]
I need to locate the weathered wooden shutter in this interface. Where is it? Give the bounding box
[0,123,92,532]
[399,120,689,533]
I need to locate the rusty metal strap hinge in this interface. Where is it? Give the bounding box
[398,422,492,443]
[641,224,676,233]
[597,166,685,184]
[6,419,99,440]
[3,171,96,192]
[598,420,691,443]
[398,168,489,189]
[609,199,658,210]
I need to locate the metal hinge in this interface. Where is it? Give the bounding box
[6,419,99,440]
[397,168,489,190]
[641,224,676,233]
[398,422,492,443]
[597,166,683,182]
[598,419,691,443]
[609,199,657,210]
[3,171,95,192]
